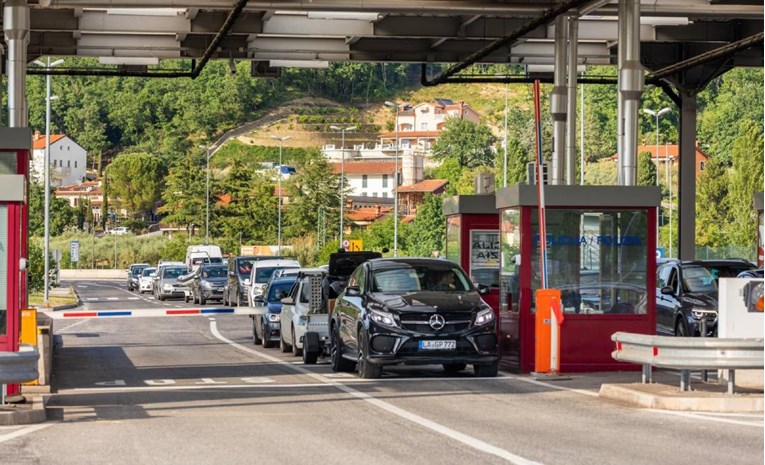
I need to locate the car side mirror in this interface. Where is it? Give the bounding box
[254,295,264,303]
[660,286,674,295]
[281,297,294,305]
[476,283,490,295]
[244,279,251,286]
[345,285,360,296]
[229,271,236,277]
[150,273,156,278]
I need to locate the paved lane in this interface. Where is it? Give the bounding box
[66,279,226,311]
[1,299,761,465]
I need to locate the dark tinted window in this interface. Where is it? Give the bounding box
[142,268,155,277]
[131,265,147,276]
[682,266,716,293]
[370,264,471,293]
[702,264,755,281]
[267,280,296,302]
[237,259,254,277]
[202,267,227,278]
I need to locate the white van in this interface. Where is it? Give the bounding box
[185,245,223,270]
[247,258,300,306]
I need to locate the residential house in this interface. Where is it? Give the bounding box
[397,179,449,217]
[32,131,88,187]
[54,181,103,225]
[330,161,401,200]
[608,143,709,177]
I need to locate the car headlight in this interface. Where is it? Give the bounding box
[163,284,173,291]
[267,313,280,322]
[369,308,398,328]
[474,307,495,326]
[691,308,717,320]
[201,281,212,289]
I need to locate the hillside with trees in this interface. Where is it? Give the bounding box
[14,59,763,266]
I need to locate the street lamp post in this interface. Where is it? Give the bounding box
[384,101,400,257]
[643,107,671,252]
[271,135,291,255]
[33,57,64,307]
[330,125,356,248]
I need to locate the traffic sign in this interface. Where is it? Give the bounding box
[341,239,350,249]
[70,240,80,263]
[656,248,665,259]
[348,240,363,252]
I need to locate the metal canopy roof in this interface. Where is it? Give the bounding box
[4,0,762,71]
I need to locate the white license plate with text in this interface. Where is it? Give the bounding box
[418,340,456,350]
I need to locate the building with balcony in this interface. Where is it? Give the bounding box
[31,132,88,187]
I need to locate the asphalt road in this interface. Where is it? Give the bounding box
[1,280,762,465]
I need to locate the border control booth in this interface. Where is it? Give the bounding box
[443,194,500,315]
[496,185,660,373]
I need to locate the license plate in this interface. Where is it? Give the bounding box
[418,340,456,350]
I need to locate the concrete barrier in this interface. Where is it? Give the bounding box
[60,269,126,280]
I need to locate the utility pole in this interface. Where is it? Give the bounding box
[271,135,291,254]
[330,125,356,248]
[384,101,400,256]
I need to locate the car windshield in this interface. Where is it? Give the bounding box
[256,266,299,283]
[682,266,717,293]
[163,267,187,278]
[267,281,296,302]
[131,266,146,276]
[142,268,155,277]
[202,267,227,278]
[371,265,471,293]
[702,264,755,282]
[238,260,254,277]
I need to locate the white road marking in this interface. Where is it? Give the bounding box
[106,297,119,301]
[512,376,599,397]
[209,320,543,465]
[646,409,764,428]
[58,319,90,333]
[85,298,99,301]
[0,424,53,445]
[128,297,140,301]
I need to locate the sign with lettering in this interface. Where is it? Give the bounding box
[70,240,80,263]
[533,234,642,247]
[471,230,500,267]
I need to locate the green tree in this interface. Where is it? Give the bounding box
[284,155,341,240]
[158,153,207,233]
[28,183,77,236]
[584,160,617,185]
[434,157,463,195]
[106,152,165,219]
[695,158,730,247]
[432,118,497,168]
[726,120,764,246]
[699,68,764,165]
[637,150,657,186]
[405,194,445,258]
[495,136,528,187]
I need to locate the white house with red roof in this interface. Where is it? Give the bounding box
[31,131,87,187]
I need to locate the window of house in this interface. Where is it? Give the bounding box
[373,192,378,197]
[382,192,388,198]
[420,122,428,131]
[362,175,368,188]
[75,161,78,168]
[700,161,705,171]
[67,160,70,168]
[382,174,388,188]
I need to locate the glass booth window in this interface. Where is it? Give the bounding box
[0,206,6,335]
[470,230,499,288]
[445,216,460,264]
[500,209,521,313]
[530,209,648,315]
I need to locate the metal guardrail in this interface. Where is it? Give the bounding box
[0,344,40,404]
[611,332,764,394]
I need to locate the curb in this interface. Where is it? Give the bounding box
[599,383,764,413]
[0,394,48,426]
[35,286,82,312]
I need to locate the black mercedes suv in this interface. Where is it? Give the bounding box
[330,258,499,378]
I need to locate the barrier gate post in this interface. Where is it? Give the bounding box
[534,289,564,375]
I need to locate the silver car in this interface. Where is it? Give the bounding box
[154,266,190,301]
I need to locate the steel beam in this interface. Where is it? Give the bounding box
[619,0,644,186]
[678,91,697,260]
[551,15,567,186]
[565,16,578,185]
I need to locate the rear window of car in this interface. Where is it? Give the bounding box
[142,268,155,277]
[202,267,227,278]
[237,260,254,277]
[163,267,187,278]
[267,280,296,302]
[131,266,147,276]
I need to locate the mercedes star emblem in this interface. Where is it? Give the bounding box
[429,314,446,330]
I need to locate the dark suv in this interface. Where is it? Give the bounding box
[654,259,751,337]
[330,258,499,378]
